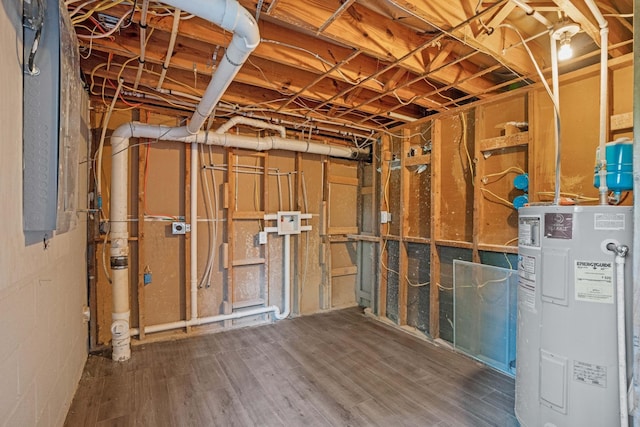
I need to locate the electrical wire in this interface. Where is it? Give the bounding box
[481,166,525,183]
[459,112,474,185]
[479,187,514,208]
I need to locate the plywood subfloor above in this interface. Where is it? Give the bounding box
[65,307,517,426]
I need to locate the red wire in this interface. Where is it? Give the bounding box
[106,79,142,108]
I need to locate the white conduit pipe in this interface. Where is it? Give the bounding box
[108,0,258,362]
[216,116,287,138]
[584,0,609,205]
[190,141,198,321]
[509,0,552,28]
[133,0,150,90]
[130,229,292,337]
[608,243,630,427]
[156,7,181,91]
[109,122,366,360]
[550,35,561,205]
[162,0,260,136]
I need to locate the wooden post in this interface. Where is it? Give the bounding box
[137,137,147,340]
[430,120,442,339]
[398,128,410,325]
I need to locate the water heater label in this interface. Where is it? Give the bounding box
[518,255,536,312]
[574,261,614,304]
[518,216,540,248]
[594,213,626,230]
[544,213,573,239]
[573,360,607,388]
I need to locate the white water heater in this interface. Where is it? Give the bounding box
[515,205,632,426]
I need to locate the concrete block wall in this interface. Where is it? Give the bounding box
[0,3,89,426]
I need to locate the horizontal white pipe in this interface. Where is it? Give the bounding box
[216,116,287,138]
[162,0,260,136]
[112,122,369,159]
[151,89,376,139]
[130,304,284,336]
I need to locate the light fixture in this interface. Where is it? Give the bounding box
[551,22,580,61]
[557,32,573,60]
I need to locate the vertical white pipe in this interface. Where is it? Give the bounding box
[550,37,561,205]
[190,141,198,320]
[275,234,291,320]
[133,0,150,90]
[156,8,181,91]
[109,133,131,361]
[610,244,630,427]
[584,0,610,204]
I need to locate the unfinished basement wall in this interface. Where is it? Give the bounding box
[0,4,89,426]
[90,109,361,347]
[376,54,634,344]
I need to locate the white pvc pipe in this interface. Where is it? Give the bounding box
[109,122,364,359]
[190,141,198,321]
[133,0,150,90]
[156,7,181,90]
[278,234,292,320]
[113,123,368,159]
[584,0,610,204]
[109,128,132,362]
[216,116,287,138]
[509,0,552,28]
[129,231,292,337]
[550,36,561,205]
[162,0,260,136]
[609,243,630,427]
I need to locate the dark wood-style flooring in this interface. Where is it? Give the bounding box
[64,307,518,426]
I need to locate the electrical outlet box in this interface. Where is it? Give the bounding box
[172,222,190,235]
[277,211,301,235]
[258,231,268,244]
[380,211,392,224]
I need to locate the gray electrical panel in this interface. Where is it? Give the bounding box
[23,0,85,243]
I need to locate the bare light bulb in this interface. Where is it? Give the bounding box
[558,33,573,60]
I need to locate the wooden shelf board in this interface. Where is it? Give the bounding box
[479,131,529,152]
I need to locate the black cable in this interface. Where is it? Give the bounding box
[123,0,138,28]
[28,25,42,74]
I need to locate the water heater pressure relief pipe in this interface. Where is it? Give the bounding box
[607,242,630,427]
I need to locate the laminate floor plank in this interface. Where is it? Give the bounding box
[65,307,518,427]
